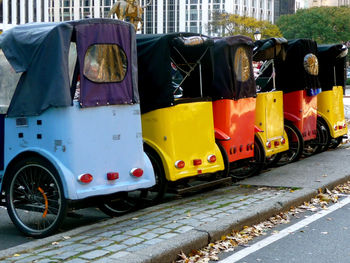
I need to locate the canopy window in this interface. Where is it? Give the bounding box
[253,37,288,92]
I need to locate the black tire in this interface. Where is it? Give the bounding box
[303,118,329,156]
[140,145,168,204]
[230,135,266,180]
[98,190,142,217]
[328,136,343,149]
[317,117,331,152]
[265,153,282,167]
[5,156,67,238]
[276,122,304,166]
[215,142,230,178]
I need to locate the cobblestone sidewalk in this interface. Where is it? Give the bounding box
[0,184,291,263]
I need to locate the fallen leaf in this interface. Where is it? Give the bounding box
[51,241,59,245]
[13,254,20,257]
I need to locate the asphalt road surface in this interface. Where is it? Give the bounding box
[216,195,350,263]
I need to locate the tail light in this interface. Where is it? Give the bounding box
[274,141,280,147]
[193,159,202,166]
[266,141,272,149]
[250,143,254,150]
[130,168,143,177]
[107,172,119,181]
[339,125,343,130]
[78,173,93,184]
[334,125,338,131]
[281,137,286,145]
[344,123,347,128]
[175,160,185,169]
[208,155,216,163]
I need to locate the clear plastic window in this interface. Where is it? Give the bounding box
[0,50,21,114]
[234,47,250,82]
[68,43,77,86]
[83,44,127,83]
[303,53,319,76]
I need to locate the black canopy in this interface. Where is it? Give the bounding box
[136,33,214,114]
[274,39,321,94]
[317,44,348,91]
[253,37,287,61]
[210,35,256,100]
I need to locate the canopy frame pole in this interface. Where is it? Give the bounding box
[171,46,209,97]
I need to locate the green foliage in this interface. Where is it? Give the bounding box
[208,12,282,39]
[277,6,350,44]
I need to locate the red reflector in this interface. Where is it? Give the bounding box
[175,160,185,169]
[107,172,119,181]
[130,168,143,177]
[208,155,216,163]
[274,141,280,147]
[197,169,202,174]
[339,126,343,130]
[193,159,202,166]
[266,142,271,149]
[78,173,93,184]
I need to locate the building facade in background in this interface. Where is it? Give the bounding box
[310,0,350,7]
[141,0,274,35]
[0,0,274,34]
[274,0,307,22]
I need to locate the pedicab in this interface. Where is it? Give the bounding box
[208,35,265,180]
[136,33,227,202]
[316,44,348,150]
[274,39,321,163]
[0,18,155,237]
[253,37,289,166]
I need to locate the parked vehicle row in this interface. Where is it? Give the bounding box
[0,19,347,237]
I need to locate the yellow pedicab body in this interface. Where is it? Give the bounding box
[255,90,289,156]
[142,100,225,182]
[317,86,348,138]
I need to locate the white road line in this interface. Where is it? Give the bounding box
[219,195,350,263]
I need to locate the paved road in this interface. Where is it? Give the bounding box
[217,195,350,263]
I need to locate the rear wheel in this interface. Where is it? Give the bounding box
[215,142,230,179]
[140,145,168,204]
[303,119,329,156]
[98,190,142,217]
[276,122,304,166]
[230,135,266,181]
[5,156,67,238]
[265,153,282,167]
[328,137,343,149]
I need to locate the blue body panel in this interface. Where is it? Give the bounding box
[0,115,3,171]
